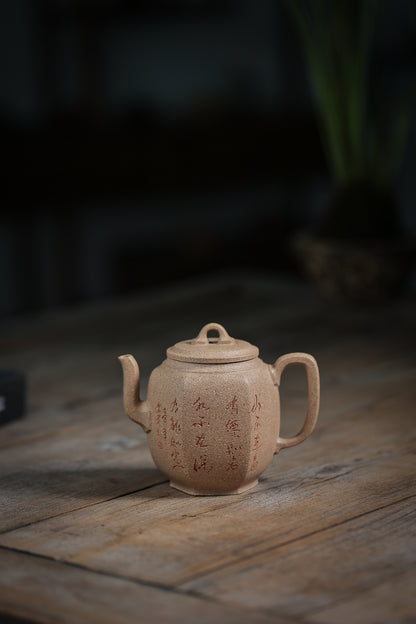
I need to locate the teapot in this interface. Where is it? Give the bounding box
[119,322,319,495]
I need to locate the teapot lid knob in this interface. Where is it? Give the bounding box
[193,323,233,345]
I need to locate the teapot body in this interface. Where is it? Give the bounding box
[119,322,320,496]
[147,357,278,494]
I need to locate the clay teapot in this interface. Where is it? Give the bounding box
[119,322,319,495]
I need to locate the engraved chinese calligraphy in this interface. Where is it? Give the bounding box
[250,394,262,471]
[226,442,242,471]
[225,394,241,438]
[192,397,212,472]
[155,398,185,469]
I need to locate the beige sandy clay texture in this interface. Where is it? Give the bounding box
[119,322,320,495]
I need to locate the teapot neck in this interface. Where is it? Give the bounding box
[163,357,261,372]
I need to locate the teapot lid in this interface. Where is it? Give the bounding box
[167,322,259,364]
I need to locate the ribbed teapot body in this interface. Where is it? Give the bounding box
[146,357,279,495]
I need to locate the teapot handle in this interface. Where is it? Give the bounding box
[271,353,320,453]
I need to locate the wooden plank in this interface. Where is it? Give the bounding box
[179,497,416,622]
[0,396,166,533]
[2,451,412,589]
[0,274,319,355]
[307,572,416,624]
[1,388,414,587]
[2,304,413,450]
[0,274,312,363]
[0,316,325,416]
[0,340,412,455]
[0,276,414,624]
[2,315,411,417]
[0,395,123,451]
[0,548,286,624]
[1,349,411,533]
[1,272,413,414]
[0,274,412,533]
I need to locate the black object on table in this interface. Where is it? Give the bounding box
[0,370,25,425]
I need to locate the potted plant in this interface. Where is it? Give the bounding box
[288,0,414,302]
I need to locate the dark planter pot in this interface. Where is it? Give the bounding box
[294,233,415,303]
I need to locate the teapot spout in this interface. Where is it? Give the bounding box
[118,354,151,432]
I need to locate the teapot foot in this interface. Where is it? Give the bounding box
[169,479,259,496]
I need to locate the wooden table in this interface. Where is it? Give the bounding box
[1,273,415,624]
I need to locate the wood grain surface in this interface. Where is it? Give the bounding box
[0,272,415,624]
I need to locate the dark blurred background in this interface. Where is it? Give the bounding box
[0,0,415,318]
